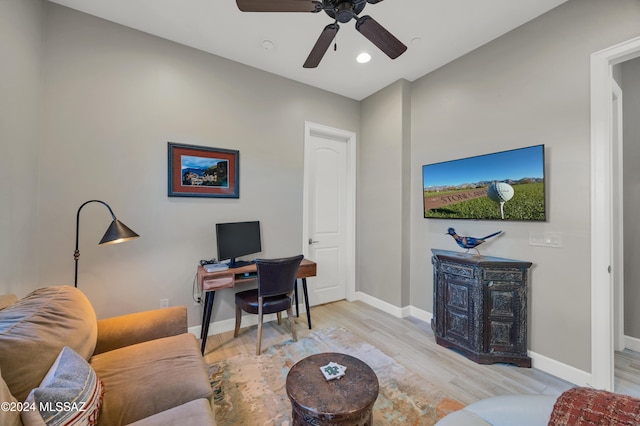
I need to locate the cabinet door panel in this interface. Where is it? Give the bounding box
[443,275,476,350]
[486,284,525,354]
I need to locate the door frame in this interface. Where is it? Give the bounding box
[590,35,640,390]
[611,77,624,354]
[302,121,357,302]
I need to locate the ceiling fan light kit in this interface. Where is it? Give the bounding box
[356,52,371,63]
[235,0,407,68]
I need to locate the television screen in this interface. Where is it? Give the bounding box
[216,221,262,268]
[422,145,546,221]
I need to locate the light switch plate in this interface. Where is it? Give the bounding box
[529,232,562,248]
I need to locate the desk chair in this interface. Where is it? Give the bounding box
[234,254,304,355]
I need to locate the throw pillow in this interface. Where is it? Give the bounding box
[548,387,640,425]
[21,346,104,426]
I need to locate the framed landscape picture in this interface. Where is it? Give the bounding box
[168,142,239,198]
[422,145,545,221]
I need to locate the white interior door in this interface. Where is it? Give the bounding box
[303,122,356,306]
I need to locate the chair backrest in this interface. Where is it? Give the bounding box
[256,255,304,298]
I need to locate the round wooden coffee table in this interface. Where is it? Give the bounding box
[286,352,379,425]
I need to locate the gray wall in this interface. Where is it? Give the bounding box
[405,0,640,372]
[8,2,360,327]
[623,57,640,339]
[0,0,44,294]
[358,79,412,307]
[4,0,640,375]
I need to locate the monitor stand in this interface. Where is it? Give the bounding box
[228,258,254,269]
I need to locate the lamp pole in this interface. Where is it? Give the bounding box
[74,200,139,288]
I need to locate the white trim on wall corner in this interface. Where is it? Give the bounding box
[624,335,640,353]
[409,305,432,324]
[528,350,591,388]
[354,291,409,318]
[354,292,433,323]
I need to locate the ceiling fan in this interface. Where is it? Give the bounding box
[235,0,407,68]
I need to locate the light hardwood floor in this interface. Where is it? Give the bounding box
[202,300,575,405]
[615,348,640,398]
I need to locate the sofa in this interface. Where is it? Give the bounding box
[0,286,216,425]
[436,387,640,425]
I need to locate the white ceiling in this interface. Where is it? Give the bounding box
[47,0,568,100]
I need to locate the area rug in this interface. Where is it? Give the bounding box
[208,326,463,425]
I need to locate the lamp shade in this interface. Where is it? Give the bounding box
[99,219,140,245]
[74,199,140,288]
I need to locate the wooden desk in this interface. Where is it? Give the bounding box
[197,259,317,354]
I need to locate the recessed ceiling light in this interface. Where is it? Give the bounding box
[356,52,371,63]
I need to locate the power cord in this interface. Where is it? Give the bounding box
[193,257,217,305]
[192,273,202,305]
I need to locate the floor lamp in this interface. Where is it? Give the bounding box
[74,200,139,288]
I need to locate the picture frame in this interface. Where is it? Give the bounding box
[168,142,239,198]
[422,145,545,221]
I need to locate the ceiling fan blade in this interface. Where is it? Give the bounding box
[303,24,339,68]
[355,15,407,59]
[236,0,320,13]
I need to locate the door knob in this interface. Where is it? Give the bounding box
[308,238,319,245]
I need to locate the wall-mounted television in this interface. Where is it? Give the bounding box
[422,145,546,221]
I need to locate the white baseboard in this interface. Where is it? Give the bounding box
[527,350,590,387]
[188,308,305,338]
[625,335,640,352]
[192,293,588,387]
[355,291,588,387]
[409,305,433,324]
[353,291,408,318]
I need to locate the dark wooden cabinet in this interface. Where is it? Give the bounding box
[431,249,532,367]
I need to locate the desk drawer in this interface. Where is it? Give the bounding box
[201,275,234,291]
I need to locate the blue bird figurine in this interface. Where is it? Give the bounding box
[446,228,502,255]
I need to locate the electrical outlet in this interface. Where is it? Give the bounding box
[193,297,202,306]
[160,298,169,308]
[529,232,562,248]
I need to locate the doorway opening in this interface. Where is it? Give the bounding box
[590,35,640,391]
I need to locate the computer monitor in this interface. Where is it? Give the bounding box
[216,221,262,268]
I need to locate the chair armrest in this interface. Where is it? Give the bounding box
[94,306,187,355]
[435,409,492,426]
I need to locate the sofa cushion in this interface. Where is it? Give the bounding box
[0,294,18,310]
[549,387,640,425]
[0,287,98,402]
[21,346,104,426]
[127,399,216,426]
[0,367,21,426]
[90,333,212,425]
